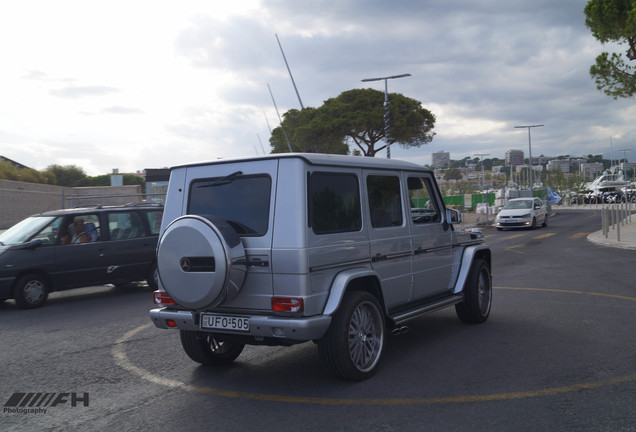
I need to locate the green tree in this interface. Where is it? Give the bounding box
[0,161,20,180]
[321,89,436,156]
[444,168,463,181]
[45,164,87,186]
[270,108,349,154]
[584,0,636,98]
[0,162,52,183]
[270,89,436,156]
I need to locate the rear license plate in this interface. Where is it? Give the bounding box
[200,314,249,332]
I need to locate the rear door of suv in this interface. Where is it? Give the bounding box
[181,160,278,311]
[364,170,412,306]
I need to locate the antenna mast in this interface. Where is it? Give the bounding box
[276,33,304,110]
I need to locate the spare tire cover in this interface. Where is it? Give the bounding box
[157,214,246,310]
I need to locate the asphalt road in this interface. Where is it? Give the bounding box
[1,210,634,432]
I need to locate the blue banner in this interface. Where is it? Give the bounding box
[547,187,562,204]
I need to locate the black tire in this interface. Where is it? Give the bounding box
[13,274,49,309]
[542,214,548,227]
[496,227,503,231]
[318,290,385,381]
[146,263,158,290]
[531,217,537,229]
[179,331,244,366]
[456,259,492,323]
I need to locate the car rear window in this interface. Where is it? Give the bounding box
[188,174,271,236]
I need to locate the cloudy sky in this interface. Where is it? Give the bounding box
[1,0,634,176]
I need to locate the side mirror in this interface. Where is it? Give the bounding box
[446,208,461,224]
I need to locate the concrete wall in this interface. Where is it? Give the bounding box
[0,179,143,229]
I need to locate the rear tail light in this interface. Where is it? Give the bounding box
[271,297,304,313]
[154,290,176,306]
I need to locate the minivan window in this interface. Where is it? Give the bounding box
[367,175,403,228]
[108,212,145,240]
[189,174,271,236]
[309,172,361,235]
[146,211,163,235]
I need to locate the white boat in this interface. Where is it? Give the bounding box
[585,172,626,193]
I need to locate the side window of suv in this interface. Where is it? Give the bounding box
[408,176,441,224]
[108,212,145,240]
[367,175,403,228]
[309,172,361,235]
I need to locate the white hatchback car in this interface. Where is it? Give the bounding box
[495,197,548,230]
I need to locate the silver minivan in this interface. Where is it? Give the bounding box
[151,154,491,380]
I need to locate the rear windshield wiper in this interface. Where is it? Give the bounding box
[197,171,243,188]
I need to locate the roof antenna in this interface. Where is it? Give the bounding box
[267,83,293,152]
[256,133,266,154]
[276,33,304,110]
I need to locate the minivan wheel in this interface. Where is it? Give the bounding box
[14,274,49,309]
[455,259,491,323]
[179,330,244,366]
[146,264,158,290]
[318,291,385,381]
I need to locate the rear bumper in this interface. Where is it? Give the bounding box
[149,308,332,341]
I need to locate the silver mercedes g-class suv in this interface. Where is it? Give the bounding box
[150,153,491,380]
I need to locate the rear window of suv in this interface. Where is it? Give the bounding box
[189,174,271,236]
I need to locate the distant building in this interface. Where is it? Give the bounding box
[580,162,604,179]
[547,159,571,173]
[431,151,450,168]
[0,155,30,170]
[505,149,524,166]
[145,168,170,204]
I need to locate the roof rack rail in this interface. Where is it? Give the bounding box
[72,204,103,209]
[124,202,164,207]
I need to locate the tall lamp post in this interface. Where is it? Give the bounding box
[361,73,411,159]
[514,125,544,195]
[475,153,490,221]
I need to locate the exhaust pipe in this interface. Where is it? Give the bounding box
[391,326,409,336]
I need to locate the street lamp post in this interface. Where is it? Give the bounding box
[475,153,490,221]
[361,73,411,159]
[514,125,544,196]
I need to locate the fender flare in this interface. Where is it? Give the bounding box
[453,244,491,294]
[322,267,381,316]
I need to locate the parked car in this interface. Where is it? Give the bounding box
[150,154,492,380]
[495,197,548,230]
[0,203,163,308]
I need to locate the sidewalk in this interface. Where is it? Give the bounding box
[463,206,636,251]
